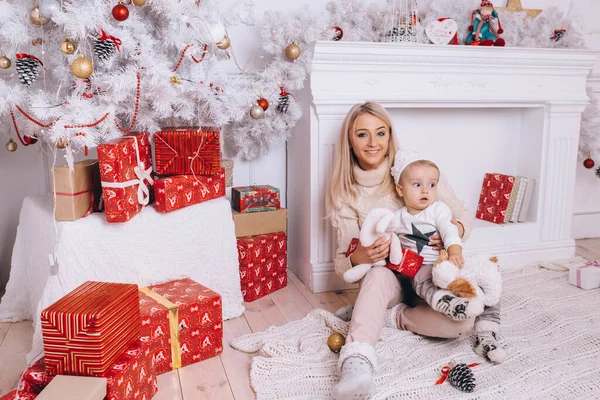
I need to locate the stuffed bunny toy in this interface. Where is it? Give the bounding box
[432,249,502,307]
[343,208,403,283]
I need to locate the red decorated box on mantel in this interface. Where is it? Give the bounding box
[41,281,141,377]
[231,185,280,214]
[346,238,423,279]
[154,127,221,176]
[139,278,223,376]
[154,168,225,213]
[97,132,153,223]
[237,232,287,302]
[103,339,157,400]
[476,173,515,224]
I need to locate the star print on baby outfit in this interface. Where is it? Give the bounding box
[405,223,436,254]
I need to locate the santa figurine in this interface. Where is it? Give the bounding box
[467,0,505,46]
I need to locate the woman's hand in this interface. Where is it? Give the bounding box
[428,220,464,251]
[350,237,391,266]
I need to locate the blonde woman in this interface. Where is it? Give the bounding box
[327,102,502,399]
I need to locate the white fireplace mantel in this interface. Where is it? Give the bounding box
[287,41,597,293]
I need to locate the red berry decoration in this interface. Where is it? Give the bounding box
[332,26,344,41]
[112,2,129,21]
[23,135,38,145]
[258,98,269,111]
[583,157,595,169]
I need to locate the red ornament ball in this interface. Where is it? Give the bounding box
[112,4,129,21]
[23,135,38,145]
[332,26,344,41]
[583,157,595,169]
[258,98,269,111]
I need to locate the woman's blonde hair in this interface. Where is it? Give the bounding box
[326,102,399,215]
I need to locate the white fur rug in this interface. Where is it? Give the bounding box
[231,259,600,399]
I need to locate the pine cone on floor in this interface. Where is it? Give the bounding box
[448,363,476,393]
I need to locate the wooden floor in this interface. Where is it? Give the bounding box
[1,238,599,399]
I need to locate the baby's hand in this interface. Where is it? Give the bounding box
[448,254,464,268]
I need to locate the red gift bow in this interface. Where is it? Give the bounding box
[435,363,479,385]
[96,28,122,51]
[16,53,44,67]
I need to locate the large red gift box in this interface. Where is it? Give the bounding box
[154,168,225,213]
[103,339,157,400]
[0,391,36,400]
[154,128,221,176]
[476,173,515,224]
[139,278,223,376]
[97,132,153,223]
[41,281,141,376]
[237,232,287,302]
[346,238,423,279]
[231,185,280,214]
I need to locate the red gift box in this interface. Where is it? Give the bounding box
[0,391,36,400]
[345,238,423,278]
[386,248,424,278]
[154,168,225,213]
[97,132,153,223]
[237,232,287,302]
[231,185,280,214]
[476,173,515,224]
[103,339,157,400]
[139,278,223,376]
[154,128,221,176]
[41,281,141,376]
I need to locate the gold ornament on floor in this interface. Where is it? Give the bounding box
[497,0,542,19]
[132,0,146,6]
[60,39,76,55]
[327,332,345,353]
[30,7,50,25]
[217,36,231,50]
[0,54,11,69]
[56,138,69,149]
[5,139,17,152]
[284,43,301,61]
[71,54,94,79]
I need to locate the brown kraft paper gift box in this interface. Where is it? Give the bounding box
[52,160,101,221]
[232,208,287,237]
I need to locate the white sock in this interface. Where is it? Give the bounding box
[332,356,374,399]
[333,342,377,400]
[432,290,484,321]
[334,305,354,322]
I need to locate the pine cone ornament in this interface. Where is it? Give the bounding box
[448,363,476,393]
[277,87,292,113]
[94,37,117,61]
[16,54,42,86]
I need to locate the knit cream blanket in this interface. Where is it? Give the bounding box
[230,259,600,399]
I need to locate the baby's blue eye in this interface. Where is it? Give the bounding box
[413,183,421,188]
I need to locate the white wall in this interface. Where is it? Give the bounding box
[1,0,598,290]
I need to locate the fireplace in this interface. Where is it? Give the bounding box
[287,41,597,292]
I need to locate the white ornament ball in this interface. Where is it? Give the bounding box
[39,0,61,21]
[209,23,226,43]
[249,104,265,120]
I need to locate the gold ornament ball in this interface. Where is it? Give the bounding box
[30,7,50,25]
[327,332,346,353]
[133,0,146,5]
[217,36,231,50]
[56,138,69,149]
[71,55,94,79]
[60,40,76,55]
[5,139,17,152]
[284,43,301,61]
[0,55,11,69]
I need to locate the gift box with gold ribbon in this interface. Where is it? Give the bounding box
[139,278,223,375]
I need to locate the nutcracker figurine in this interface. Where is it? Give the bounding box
[466,0,505,46]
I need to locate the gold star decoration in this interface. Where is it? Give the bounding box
[497,0,543,19]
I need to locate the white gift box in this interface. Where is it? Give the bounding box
[36,375,106,400]
[568,260,600,290]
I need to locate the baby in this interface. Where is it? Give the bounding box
[388,151,484,321]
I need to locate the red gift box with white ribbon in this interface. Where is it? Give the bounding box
[153,168,225,213]
[346,238,423,279]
